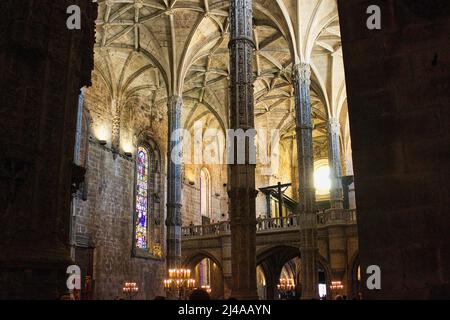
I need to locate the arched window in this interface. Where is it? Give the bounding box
[135,146,149,249]
[197,258,211,288]
[314,160,331,198]
[200,168,211,221]
[133,139,163,258]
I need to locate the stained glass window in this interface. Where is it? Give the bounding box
[135,147,149,249]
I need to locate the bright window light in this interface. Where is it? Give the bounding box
[319,283,327,298]
[314,165,331,195]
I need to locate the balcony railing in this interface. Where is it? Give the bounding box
[181,209,357,239]
[317,209,357,225]
[182,221,231,237]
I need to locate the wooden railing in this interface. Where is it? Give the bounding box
[181,209,357,238]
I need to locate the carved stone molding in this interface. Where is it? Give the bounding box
[165,96,183,268]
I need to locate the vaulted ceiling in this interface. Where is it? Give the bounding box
[91,0,350,160]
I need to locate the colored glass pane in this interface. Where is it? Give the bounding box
[136,147,149,249]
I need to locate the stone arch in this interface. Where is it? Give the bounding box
[178,1,297,94]
[257,245,301,299]
[183,97,227,137]
[183,250,224,299]
[256,246,333,299]
[135,128,164,172]
[257,245,300,265]
[316,253,332,297]
[183,250,222,272]
[348,251,361,298]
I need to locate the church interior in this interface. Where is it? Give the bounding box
[0,0,449,300]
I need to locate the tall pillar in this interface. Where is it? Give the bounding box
[0,0,97,299]
[293,63,319,299]
[328,117,344,209]
[228,0,258,299]
[165,96,183,270]
[111,99,121,151]
[290,136,298,200]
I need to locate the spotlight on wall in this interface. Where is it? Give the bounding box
[99,140,107,146]
[95,124,111,143]
[125,152,133,158]
[188,180,195,186]
[122,141,134,155]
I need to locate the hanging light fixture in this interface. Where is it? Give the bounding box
[122,282,139,300]
[164,269,196,300]
[330,281,344,290]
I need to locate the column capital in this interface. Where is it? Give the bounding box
[165,212,182,227]
[167,95,183,106]
[293,63,311,83]
[328,117,341,133]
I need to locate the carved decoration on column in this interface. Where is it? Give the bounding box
[228,0,258,299]
[111,99,122,152]
[328,117,344,209]
[293,63,315,214]
[165,96,183,269]
[293,62,319,299]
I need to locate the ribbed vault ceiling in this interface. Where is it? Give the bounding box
[92,0,349,159]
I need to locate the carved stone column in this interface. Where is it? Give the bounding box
[328,117,344,209]
[0,0,97,299]
[228,0,258,299]
[293,63,319,299]
[165,96,183,270]
[111,99,121,151]
[290,136,299,200]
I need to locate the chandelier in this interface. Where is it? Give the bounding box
[277,278,295,300]
[122,282,139,300]
[164,269,196,299]
[330,281,344,290]
[277,278,295,291]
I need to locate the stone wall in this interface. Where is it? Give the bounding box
[182,182,201,226]
[182,164,229,226]
[338,0,450,299]
[72,65,169,299]
[0,0,96,299]
[73,143,166,300]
